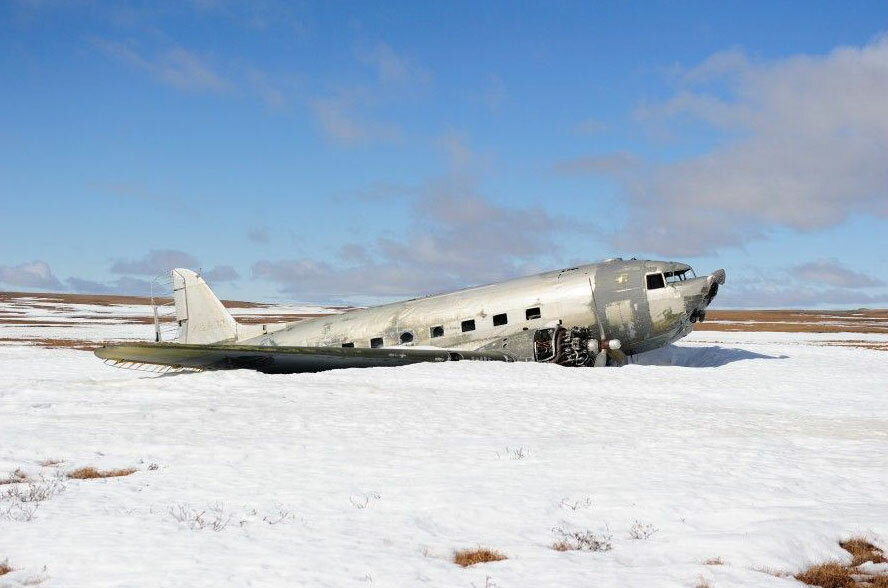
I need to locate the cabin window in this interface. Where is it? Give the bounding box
[525,307,541,320]
[461,319,476,332]
[400,332,414,344]
[341,342,354,348]
[493,313,508,326]
[430,325,444,338]
[370,337,383,348]
[646,273,666,290]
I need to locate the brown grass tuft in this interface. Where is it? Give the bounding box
[67,467,137,480]
[795,562,853,588]
[704,557,724,565]
[39,459,63,467]
[870,576,888,588]
[0,469,29,485]
[453,547,507,567]
[0,561,12,576]
[840,537,886,566]
[551,541,572,552]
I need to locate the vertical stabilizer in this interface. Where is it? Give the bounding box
[172,268,238,344]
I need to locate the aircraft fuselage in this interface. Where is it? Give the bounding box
[241,258,724,360]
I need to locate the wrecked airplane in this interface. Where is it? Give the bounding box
[95,258,725,373]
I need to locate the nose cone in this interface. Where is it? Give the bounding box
[677,269,726,323]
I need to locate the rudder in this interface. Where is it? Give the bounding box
[172,268,238,344]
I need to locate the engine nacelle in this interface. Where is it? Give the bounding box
[533,325,614,367]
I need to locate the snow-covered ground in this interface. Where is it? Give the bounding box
[1,301,887,587]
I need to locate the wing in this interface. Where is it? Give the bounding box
[94,342,515,374]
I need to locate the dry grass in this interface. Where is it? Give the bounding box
[0,469,28,485]
[39,459,63,467]
[550,527,613,552]
[452,548,507,567]
[840,537,886,566]
[704,557,724,565]
[795,562,854,588]
[0,560,12,575]
[67,467,137,480]
[791,538,888,587]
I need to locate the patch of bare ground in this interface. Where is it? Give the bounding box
[794,537,888,587]
[696,309,888,335]
[820,341,888,352]
[234,314,326,324]
[453,548,507,567]
[67,467,137,480]
[1,290,272,308]
[0,338,104,351]
[0,319,78,326]
[704,557,724,565]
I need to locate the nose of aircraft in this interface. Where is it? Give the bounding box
[678,269,726,323]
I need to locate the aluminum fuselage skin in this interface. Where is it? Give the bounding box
[241,259,722,359]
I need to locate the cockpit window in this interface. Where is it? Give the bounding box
[646,273,666,290]
[664,270,688,283]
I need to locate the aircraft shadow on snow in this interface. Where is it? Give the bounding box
[631,344,788,368]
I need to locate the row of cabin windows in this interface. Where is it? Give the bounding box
[342,306,542,348]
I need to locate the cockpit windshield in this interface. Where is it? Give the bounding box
[664,268,695,283]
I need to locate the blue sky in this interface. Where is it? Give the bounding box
[1,1,887,307]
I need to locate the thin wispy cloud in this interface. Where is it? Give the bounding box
[247,226,270,244]
[311,92,403,146]
[355,41,430,86]
[92,39,231,93]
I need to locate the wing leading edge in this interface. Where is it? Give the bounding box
[94,342,515,374]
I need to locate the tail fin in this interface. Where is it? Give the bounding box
[171,268,238,344]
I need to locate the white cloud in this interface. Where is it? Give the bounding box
[717,284,888,308]
[111,249,200,275]
[0,260,63,290]
[714,259,886,308]
[252,174,584,302]
[585,36,888,256]
[554,151,640,175]
[788,259,884,288]
[202,265,240,282]
[66,276,154,296]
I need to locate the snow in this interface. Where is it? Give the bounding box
[1,307,888,586]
